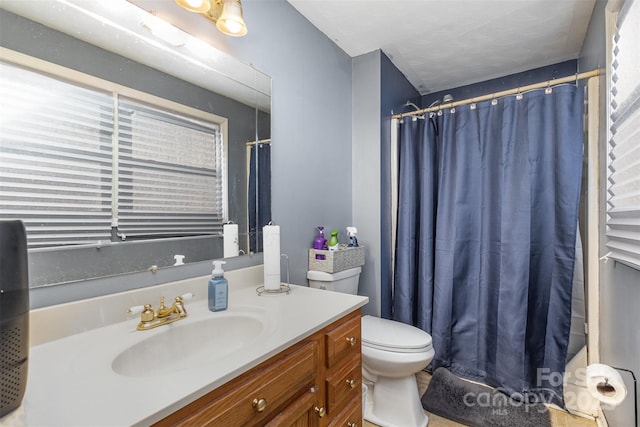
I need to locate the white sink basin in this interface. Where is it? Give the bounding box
[112,313,265,377]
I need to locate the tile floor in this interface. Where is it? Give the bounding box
[363,371,597,427]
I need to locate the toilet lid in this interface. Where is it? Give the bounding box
[361,315,432,352]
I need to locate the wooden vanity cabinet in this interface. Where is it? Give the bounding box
[154,309,362,427]
[322,311,362,425]
[328,396,361,427]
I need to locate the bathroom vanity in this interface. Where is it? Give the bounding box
[155,309,362,426]
[1,265,368,426]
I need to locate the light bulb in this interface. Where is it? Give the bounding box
[186,0,205,7]
[221,19,242,34]
[175,0,211,13]
[215,0,247,37]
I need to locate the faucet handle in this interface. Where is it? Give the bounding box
[128,305,145,316]
[128,304,155,323]
[173,293,193,317]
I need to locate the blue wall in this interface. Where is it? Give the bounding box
[212,0,354,287]
[352,50,420,317]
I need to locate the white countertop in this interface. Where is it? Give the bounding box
[1,266,368,427]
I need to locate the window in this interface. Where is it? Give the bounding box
[116,98,224,240]
[606,0,640,269]
[0,61,225,248]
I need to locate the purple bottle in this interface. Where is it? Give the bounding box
[313,226,327,260]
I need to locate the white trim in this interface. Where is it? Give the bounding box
[587,76,601,365]
[390,117,399,300]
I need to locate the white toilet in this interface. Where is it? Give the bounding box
[307,267,434,427]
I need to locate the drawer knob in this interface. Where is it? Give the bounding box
[347,422,358,427]
[314,406,326,418]
[252,398,267,413]
[346,336,357,346]
[346,379,357,388]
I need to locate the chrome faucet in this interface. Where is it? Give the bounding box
[128,293,193,331]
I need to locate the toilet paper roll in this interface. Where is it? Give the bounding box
[263,224,281,290]
[223,223,239,258]
[586,363,628,407]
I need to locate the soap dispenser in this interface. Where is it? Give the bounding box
[313,226,327,260]
[313,226,327,250]
[208,260,228,312]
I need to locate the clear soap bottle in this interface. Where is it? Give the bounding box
[208,260,228,312]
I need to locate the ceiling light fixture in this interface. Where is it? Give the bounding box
[174,0,211,14]
[203,0,248,37]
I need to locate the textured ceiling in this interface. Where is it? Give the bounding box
[287,0,596,94]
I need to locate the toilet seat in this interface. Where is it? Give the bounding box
[361,315,432,353]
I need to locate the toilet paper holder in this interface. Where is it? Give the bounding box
[593,366,637,427]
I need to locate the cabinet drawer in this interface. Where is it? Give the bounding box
[176,341,318,426]
[326,354,361,416]
[327,395,362,427]
[325,313,361,369]
[265,387,319,427]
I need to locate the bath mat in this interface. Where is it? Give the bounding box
[421,368,551,427]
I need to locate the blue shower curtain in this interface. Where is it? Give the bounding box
[394,85,584,405]
[249,142,271,253]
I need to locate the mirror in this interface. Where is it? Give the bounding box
[0,0,271,287]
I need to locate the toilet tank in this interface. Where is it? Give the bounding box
[307,267,361,294]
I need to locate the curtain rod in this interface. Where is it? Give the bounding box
[245,138,271,146]
[392,69,601,119]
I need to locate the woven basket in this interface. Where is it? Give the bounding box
[308,246,365,273]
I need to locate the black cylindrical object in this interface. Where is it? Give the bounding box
[0,220,29,418]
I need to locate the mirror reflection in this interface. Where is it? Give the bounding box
[0,0,271,287]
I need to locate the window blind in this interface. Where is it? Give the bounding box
[116,98,224,238]
[1,61,226,248]
[606,0,640,268]
[0,62,113,247]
